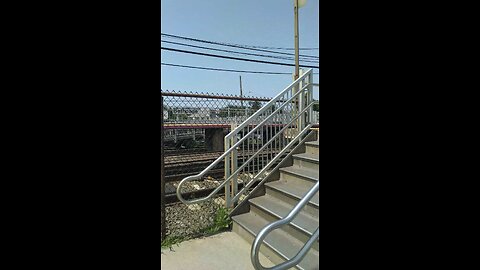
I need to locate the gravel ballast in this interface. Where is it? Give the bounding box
[165,195,226,239]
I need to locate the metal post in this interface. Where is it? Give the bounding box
[224,134,231,208]
[294,0,300,80]
[160,95,166,242]
[240,76,243,109]
[298,69,305,132]
[225,123,238,208]
[308,73,314,125]
[293,0,301,135]
[231,131,238,204]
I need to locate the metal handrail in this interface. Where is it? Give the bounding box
[229,126,317,217]
[230,113,313,203]
[251,181,319,270]
[176,69,313,205]
[225,70,312,140]
[176,100,313,205]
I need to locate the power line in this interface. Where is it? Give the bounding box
[164,35,319,50]
[162,33,319,59]
[161,47,319,69]
[162,62,320,75]
[162,33,319,53]
[161,40,319,63]
[233,45,318,51]
[162,63,289,74]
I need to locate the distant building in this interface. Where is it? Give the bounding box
[188,108,210,120]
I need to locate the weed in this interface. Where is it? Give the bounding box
[161,235,185,249]
[201,207,232,236]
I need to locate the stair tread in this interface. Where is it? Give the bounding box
[293,153,319,163]
[232,212,319,270]
[305,141,319,147]
[280,166,319,181]
[250,194,318,235]
[265,180,319,207]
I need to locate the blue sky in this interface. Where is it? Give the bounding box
[161,0,319,99]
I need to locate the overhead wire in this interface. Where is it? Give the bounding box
[161,40,319,63]
[161,33,319,59]
[161,62,319,75]
[161,47,319,69]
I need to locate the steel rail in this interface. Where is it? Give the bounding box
[176,70,313,204]
[223,92,312,182]
[176,102,313,205]
[251,181,319,270]
[225,70,311,140]
[230,121,312,202]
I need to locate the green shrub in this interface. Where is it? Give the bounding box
[201,207,232,235]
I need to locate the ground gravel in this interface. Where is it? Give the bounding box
[163,177,226,240]
[165,177,223,194]
[163,175,253,240]
[165,194,226,239]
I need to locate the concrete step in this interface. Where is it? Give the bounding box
[292,153,319,171]
[304,141,319,156]
[279,166,318,188]
[232,212,319,270]
[249,194,319,251]
[265,180,319,217]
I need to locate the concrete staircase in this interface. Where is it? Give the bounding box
[231,129,319,270]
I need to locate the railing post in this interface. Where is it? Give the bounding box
[308,72,314,125]
[224,122,239,209]
[232,134,238,206]
[298,69,305,132]
[224,132,231,208]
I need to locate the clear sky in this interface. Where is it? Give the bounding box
[161,0,319,99]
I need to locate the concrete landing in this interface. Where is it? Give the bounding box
[161,232,275,270]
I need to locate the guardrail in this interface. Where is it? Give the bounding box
[251,182,319,270]
[176,69,315,207]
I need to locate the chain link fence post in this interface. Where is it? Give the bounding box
[161,94,166,242]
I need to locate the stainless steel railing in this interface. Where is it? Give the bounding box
[176,69,315,207]
[251,182,319,270]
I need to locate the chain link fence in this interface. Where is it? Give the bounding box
[162,90,271,194]
[161,90,272,242]
[161,90,319,242]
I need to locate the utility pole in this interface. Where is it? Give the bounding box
[294,0,300,80]
[240,76,246,117]
[239,76,243,108]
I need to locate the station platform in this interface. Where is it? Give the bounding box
[161,232,275,270]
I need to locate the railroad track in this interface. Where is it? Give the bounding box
[164,149,286,183]
[165,180,260,205]
[165,149,283,164]
[165,151,223,165]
